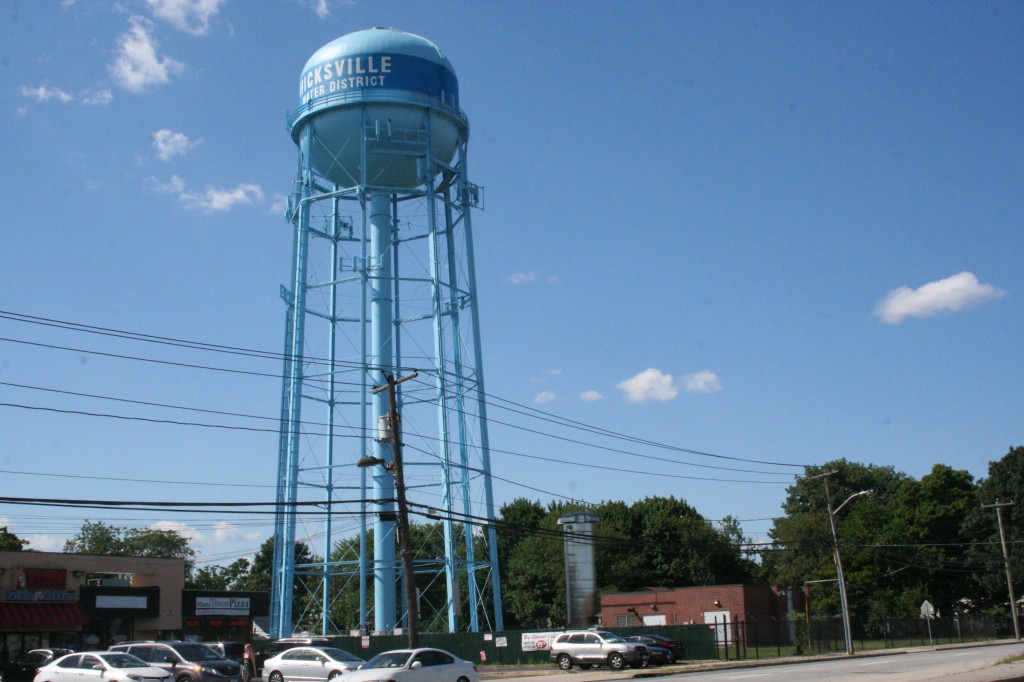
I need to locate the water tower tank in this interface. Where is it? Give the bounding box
[290,28,465,189]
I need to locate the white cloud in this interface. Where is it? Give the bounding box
[617,368,679,403]
[181,183,264,211]
[311,0,331,19]
[20,85,112,106]
[683,370,722,393]
[20,84,73,103]
[81,89,113,106]
[149,520,204,543]
[26,535,67,552]
[147,0,225,35]
[508,272,537,284]
[110,16,184,93]
[875,271,1006,324]
[580,390,604,402]
[145,174,186,194]
[534,391,557,405]
[152,128,201,161]
[212,522,263,544]
[269,193,288,216]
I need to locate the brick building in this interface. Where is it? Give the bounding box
[600,584,807,645]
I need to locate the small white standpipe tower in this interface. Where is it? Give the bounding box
[559,513,599,628]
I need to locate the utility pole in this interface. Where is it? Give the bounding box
[983,501,1020,640]
[377,372,420,648]
[360,371,420,648]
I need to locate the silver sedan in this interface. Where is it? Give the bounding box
[262,647,363,682]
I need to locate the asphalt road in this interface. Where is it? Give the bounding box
[480,641,1024,682]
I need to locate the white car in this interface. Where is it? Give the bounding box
[342,649,478,682]
[34,652,172,682]
[262,647,363,682]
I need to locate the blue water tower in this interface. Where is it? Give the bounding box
[271,28,503,637]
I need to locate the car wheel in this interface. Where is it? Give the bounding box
[269,672,284,682]
[607,653,625,670]
[556,654,573,671]
[457,677,470,682]
[328,673,342,681]
[578,664,591,671]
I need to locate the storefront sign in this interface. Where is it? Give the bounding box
[4,589,77,602]
[196,596,251,615]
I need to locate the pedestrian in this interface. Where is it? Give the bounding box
[242,642,257,682]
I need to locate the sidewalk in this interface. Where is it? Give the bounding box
[478,639,1024,682]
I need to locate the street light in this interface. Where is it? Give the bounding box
[826,486,870,655]
[358,371,420,648]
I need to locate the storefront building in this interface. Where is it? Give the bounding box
[0,551,184,661]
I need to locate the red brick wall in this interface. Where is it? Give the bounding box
[600,584,798,627]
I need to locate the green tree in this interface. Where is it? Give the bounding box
[501,512,566,629]
[595,497,754,592]
[0,526,29,551]
[762,460,908,621]
[238,537,321,633]
[190,558,252,590]
[870,464,976,619]
[63,520,196,580]
[962,446,1024,612]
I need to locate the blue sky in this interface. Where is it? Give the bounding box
[1,0,1021,568]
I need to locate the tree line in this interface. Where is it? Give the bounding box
[3,445,1021,633]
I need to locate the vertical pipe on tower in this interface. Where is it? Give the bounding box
[369,190,397,632]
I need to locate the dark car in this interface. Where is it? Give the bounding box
[200,644,245,666]
[633,642,673,666]
[625,634,683,661]
[0,650,74,682]
[108,641,241,682]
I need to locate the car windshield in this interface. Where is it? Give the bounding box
[599,633,625,643]
[362,652,411,669]
[171,644,223,661]
[322,648,361,663]
[102,654,150,669]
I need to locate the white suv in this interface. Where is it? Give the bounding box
[549,630,648,670]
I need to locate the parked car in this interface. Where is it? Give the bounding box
[33,652,171,682]
[625,633,683,661]
[107,642,241,682]
[262,646,363,682]
[253,639,331,674]
[341,648,478,682]
[1,650,74,682]
[549,630,648,671]
[623,638,673,666]
[199,644,245,666]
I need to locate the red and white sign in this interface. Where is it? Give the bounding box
[521,632,559,652]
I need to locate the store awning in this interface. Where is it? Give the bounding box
[0,602,89,628]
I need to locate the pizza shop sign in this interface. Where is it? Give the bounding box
[195,596,251,616]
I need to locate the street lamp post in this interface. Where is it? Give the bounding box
[824,479,870,656]
[358,371,420,649]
